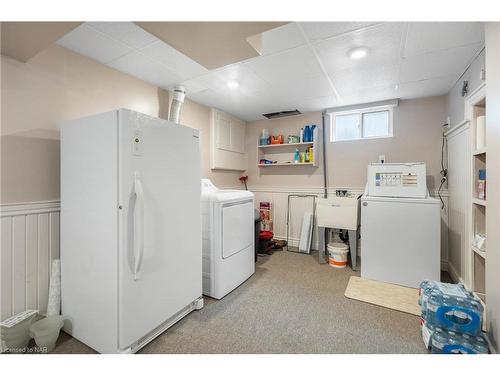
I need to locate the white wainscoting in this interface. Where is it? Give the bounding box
[0,201,60,320]
[249,186,449,270]
[445,121,471,285]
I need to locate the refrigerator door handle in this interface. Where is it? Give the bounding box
[133,172,144,281]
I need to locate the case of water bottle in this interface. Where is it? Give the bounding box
[419,280,483,335]
[419,280,488,353]
[422,322,489,354]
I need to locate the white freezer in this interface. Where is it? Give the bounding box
[360,194,441,288]
[61,109,203,353]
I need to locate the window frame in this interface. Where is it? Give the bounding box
[330,104,394,142]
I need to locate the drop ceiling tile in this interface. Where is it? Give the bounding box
[404,22,484,57]
[189,88,258,121]
[336,85,399,107]
[214,64,270,95]
[259,23,306,55]
[87,22,157,50]
[289,95,339,113]
[244,45,323,84]
[299,22,381,41]
[57,24,132,64]
[330,60,399,95]
[188,72,228,93]
[139,41,208,81]
[175,76,211,95]
[269,74,334,101]
[397,76,457,99]
[314,22,406,72]
[188,89,221,110]
[108,51,181,88]
[399,43,482,83]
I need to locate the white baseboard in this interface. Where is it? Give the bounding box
[440,260,449,272]
[447,261,464,284]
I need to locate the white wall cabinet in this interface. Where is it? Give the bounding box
[210,109,247,171]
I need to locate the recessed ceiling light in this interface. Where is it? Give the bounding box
[348,47,368,60]
[227,81,239,89]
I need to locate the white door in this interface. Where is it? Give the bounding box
[361,197,441,288]
[117,109,202,350]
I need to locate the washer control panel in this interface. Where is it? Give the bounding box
[367,163,427,198]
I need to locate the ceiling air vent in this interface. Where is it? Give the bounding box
[262,109,301,119]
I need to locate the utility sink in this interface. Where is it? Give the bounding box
[316,196,361,230]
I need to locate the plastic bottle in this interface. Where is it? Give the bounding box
[473,335,489,354]
[294,149,300,163]
[300,128,304,143]
[304,125,311,142]
[461,334,476,352]
[311,125,316,141]
[422,321,437,350]
[453,297,471,326]
[426,292,442,325]
[430,327,448,354]
[419,280,438,318]
[308,147,314,163]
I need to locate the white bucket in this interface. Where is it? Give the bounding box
[327,242,349,268]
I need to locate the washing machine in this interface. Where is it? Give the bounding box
[201,179,255,299]
[361,163,441,288]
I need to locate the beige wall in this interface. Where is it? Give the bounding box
[1,45,240,204]
[245,96,448,190]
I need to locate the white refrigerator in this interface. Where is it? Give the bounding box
[61,109,203,353]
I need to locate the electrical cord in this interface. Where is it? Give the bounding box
[438,123,449,210]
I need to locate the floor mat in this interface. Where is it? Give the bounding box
[344,276,421,316]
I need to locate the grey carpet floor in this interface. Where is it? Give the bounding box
[53,250,428,354]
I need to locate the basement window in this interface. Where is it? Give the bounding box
[330,105,394,142]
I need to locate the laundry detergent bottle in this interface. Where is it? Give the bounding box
[303,125,311,142]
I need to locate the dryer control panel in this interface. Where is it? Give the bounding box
[366,163,427,198]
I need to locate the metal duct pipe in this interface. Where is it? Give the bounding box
[168,85,186,124]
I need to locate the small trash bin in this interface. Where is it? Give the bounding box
[259,231,274,255]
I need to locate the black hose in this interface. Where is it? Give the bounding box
[438,123,448,210]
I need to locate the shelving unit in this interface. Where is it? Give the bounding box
[258,141,314,149]
[257,127,320,168]
[258,161,315,167]
[472,197,487,206]
[473,147,487,156]
[468,85,487,304]
[472,245,486,259]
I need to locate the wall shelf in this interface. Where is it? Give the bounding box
[472,245,486,259]
[257,127,320,168]
[258,162,315,167]
[258,142,314,149]
[473,147,487,156]
[472,197,487,206]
